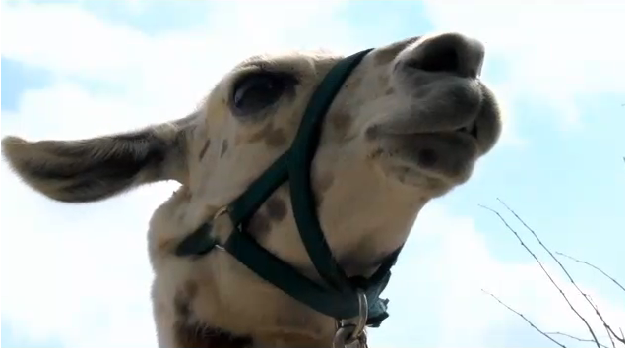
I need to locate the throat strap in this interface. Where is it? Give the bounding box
[176,48,401,327]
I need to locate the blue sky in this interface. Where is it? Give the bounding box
[1,1,624,347]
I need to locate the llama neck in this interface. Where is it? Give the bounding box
[171,321,338,348]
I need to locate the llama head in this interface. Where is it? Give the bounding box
[2,32,503,346]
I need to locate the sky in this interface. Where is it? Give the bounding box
[1,1,624,347]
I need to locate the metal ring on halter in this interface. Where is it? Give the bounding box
[211,205,230,252]
[333,290,368,348]
[214,205,229,220]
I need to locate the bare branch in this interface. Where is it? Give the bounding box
[479,203,602,348]
[496,199,625,345]
[546,332,610,348]
[481,289,566,348]
[497,198,625,344]
[555,252,625,293]
[584,295,617,348]
[596,300,618,348]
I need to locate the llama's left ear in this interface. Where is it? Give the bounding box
[2,113,198,203]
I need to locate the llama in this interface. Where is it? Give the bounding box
[2,32,503,348]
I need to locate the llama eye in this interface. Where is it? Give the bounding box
[230,73,290,116]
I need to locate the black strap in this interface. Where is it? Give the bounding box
[286,49,374,291]
[176,48,401,326]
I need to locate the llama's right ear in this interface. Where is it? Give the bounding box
[1,113,198,203]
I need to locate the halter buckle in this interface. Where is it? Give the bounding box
[211,205,232,251]
[214,205,230,220]
[333,290,368,348]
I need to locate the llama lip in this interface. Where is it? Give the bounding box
[374,131,480,190]
[365,121,479,142]
[454,121,478,139]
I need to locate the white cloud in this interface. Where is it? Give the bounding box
[422,1,625,132]
[1,0,358,122]
[1,152,175,346]
[3,2,623,348]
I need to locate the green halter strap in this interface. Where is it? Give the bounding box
[175,48,402,328]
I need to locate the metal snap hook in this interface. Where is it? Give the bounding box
[333,325,354,348]
[333,326,368,348]
[333,290,368,348]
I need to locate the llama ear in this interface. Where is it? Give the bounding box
[1,114,197,203]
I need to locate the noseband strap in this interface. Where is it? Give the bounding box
[175,48,402,328]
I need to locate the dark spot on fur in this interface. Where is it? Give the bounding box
[174,323,253,348]
[241,122,287,148]
[220,139,229,157]
[184,279,198,298]
[330,113,352,141]
[265,196,286,222]
[199,139,211,160]
[174,291,191,319]
[265,128,287,147]
[173,279,199,324]
[385,87,395,95]
[246,212,271,236]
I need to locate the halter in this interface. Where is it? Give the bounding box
[175,48,403,344]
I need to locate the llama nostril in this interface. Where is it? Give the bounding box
[407,32,485,79]
[411,45,459,74]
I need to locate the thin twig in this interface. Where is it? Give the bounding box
[496,199,625,345]
[555,252,625,293]
[481,289,566,348]
[479,203,602,348]
[497,198,625,345]
[595,299,617,348]
[546,332,610,348]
